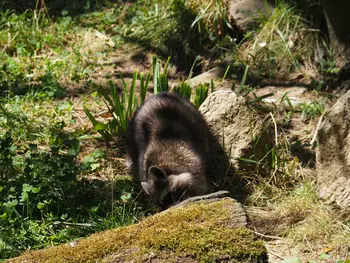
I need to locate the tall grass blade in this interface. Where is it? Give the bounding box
[188,56,200,80]
[126,71,138,128]
[238,65,249,95]
[210,79,215,93]
[249,92,274,104]
[140,73,150,104]
[83,107,113,141]
[163,57,171,74]
[153,55,160,94]
[223,65,230,81]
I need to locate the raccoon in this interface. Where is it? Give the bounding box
[126,92,224,209]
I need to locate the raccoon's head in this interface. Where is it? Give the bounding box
[141,166,193,210]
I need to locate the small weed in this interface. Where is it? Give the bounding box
[153,56,171,94]
[300,100,325,121]
[173,81,192,99]
[194,83,209,108]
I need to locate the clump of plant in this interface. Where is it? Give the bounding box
[153,56,170,94]
[0,129,80,258]
[173,81,192,99]
[187,0,233,43]
[237,3,323,80]
[84,71,150,142]
[0,134,144,259]
[193,83,209,108]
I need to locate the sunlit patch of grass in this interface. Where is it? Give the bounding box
[237,3,324,80]
[0,96,76,144]
[0,8,113,96]
[284,186,350,248]
[247,180,350,257]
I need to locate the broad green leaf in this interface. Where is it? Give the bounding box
[37,202,45,210]
[22,184,33,192]
[83,155,95,164]
[91,163,101,171]
[91,150,105,159]
[281,257,302,263]
[32,187,40,194]
[94,122,108,131]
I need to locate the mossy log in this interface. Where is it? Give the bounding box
[7,196,268,263]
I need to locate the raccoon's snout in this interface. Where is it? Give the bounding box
[141,167,193,209]
[162,188,189,209]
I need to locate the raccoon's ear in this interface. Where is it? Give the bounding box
[148,166,167,180]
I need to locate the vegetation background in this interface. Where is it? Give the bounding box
[0,0,349,262]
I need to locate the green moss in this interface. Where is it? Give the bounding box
[7,199,267,263]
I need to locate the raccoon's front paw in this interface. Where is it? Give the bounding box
[125,155,133,172]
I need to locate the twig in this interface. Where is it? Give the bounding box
[304,236,315,253]
[310,112,324,147]
[268,250,285,260]
[254,231,283,240]
[2,31,18,53]
[269,112,278,147]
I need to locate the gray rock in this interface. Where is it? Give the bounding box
[229,0,274,31]
[172,190,231,208]
[199,90,271,171]
[316,90,350,209]
[186,67,224,87]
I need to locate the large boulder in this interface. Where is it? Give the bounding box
[199,90,271,172]
[316,90,350,209]
[7,193,268,263]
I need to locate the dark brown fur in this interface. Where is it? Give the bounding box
[126,92,225,209]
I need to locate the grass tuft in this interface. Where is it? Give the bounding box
[237,3,324,80]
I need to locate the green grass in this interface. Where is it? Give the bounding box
[0,97,149,260]
[236,2,327,81]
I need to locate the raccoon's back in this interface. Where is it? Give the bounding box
[130,92,212,150]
